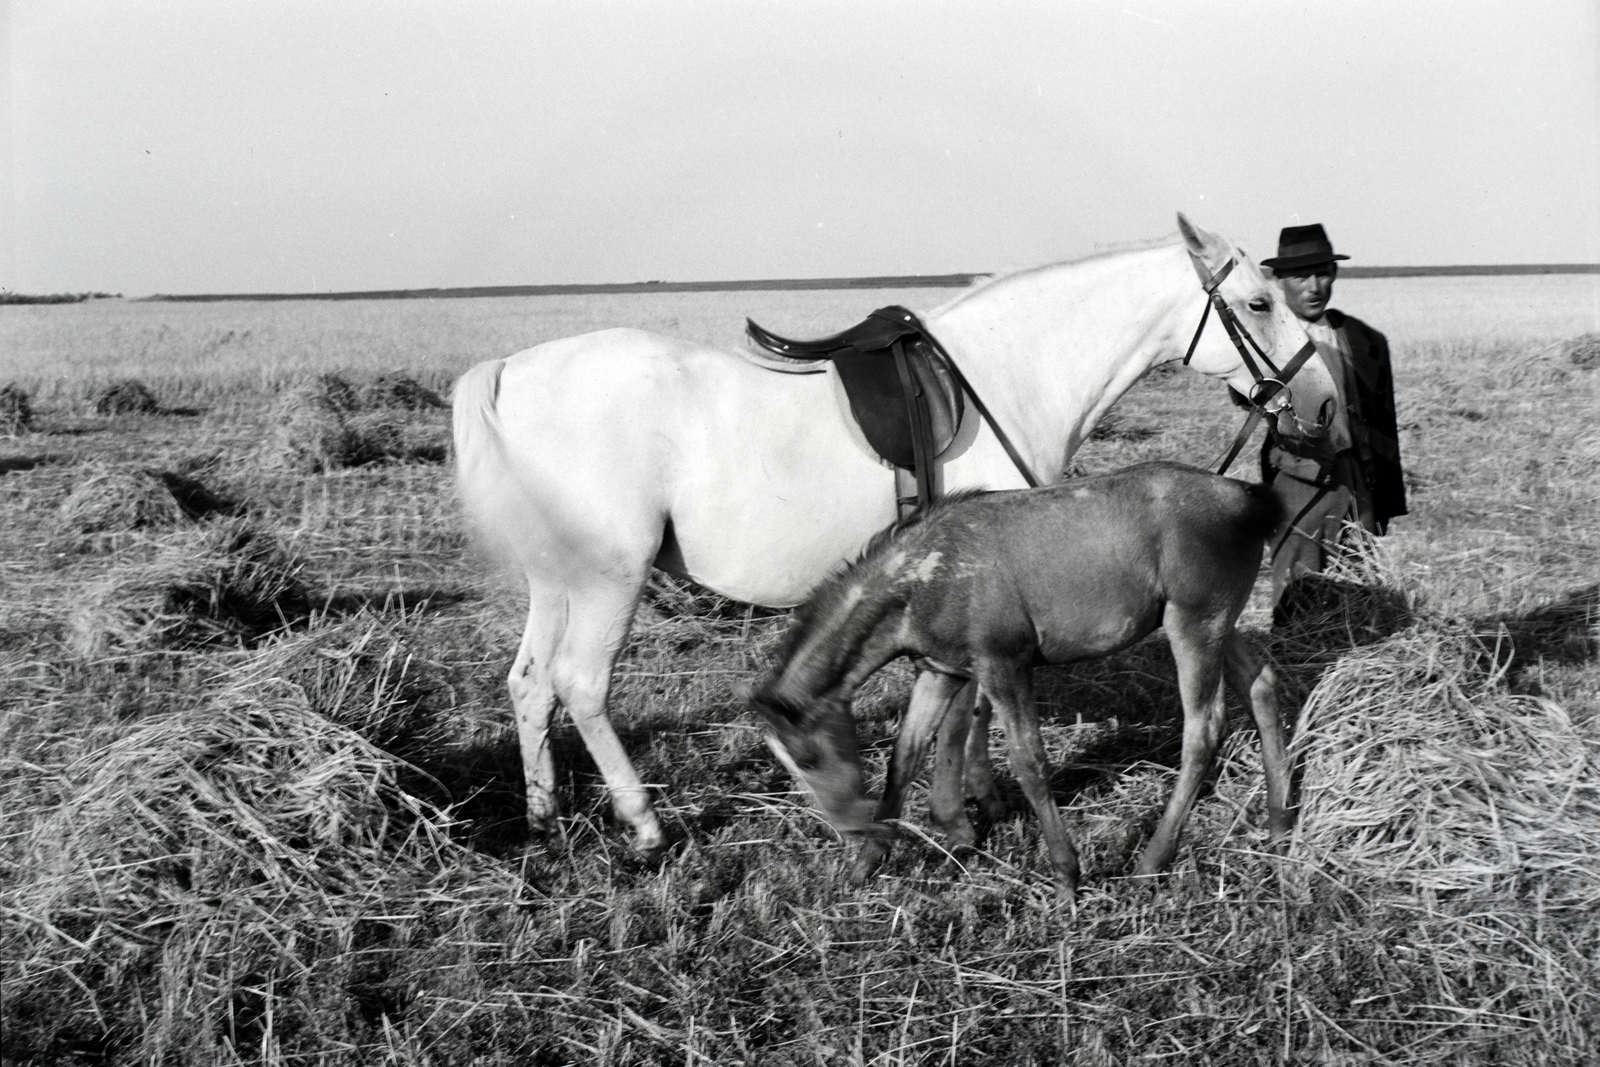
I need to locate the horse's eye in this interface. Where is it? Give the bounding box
[1247,298,1270,314]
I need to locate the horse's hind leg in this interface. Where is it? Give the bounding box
[1223,633,1294,844]
[981,659,1079,900]
[1136,606,1230,879]
[511,576,666,857]
[554,580,666,857]
[507,584,567,837]
[850,671,967,884]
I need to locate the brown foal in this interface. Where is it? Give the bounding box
[751,461,1293,900]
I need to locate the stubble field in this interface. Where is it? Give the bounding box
[2,275,1597,1065]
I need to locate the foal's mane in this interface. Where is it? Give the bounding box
[773,489,992,668]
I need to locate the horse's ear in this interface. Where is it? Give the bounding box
[1176,213,1227,277]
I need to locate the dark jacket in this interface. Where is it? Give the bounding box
[1327,310,1407,529]
[1235,310,1408,531]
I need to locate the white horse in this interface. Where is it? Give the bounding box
[452,214,1337,856]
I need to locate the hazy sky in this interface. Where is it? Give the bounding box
[6,1,1599,295]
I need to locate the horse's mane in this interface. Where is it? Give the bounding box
[941,233,1183,310]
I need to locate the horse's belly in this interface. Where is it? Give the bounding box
[664,398,897,606]
[495,330,898,607]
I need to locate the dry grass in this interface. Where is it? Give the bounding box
[2,277,1597,1064]
[0,685,522,1065]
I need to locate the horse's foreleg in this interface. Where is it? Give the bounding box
[552,583,667,858]
[1138,614,1229,879]
[1224,634,1294,845]
[982,660,1079,901]
[850,671,966,884]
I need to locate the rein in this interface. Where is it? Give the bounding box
[896,309,1041,489]
[1182,255,1319,475]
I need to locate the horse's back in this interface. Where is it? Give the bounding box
[896,462,1275,661]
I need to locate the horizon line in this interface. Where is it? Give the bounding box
[17,263,1599,304]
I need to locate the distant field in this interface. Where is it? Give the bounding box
[2,274,1597,1065]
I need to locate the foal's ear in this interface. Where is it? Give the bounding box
[1177,212,1228,278]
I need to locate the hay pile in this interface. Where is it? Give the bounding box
[242,610,457,763]
[92,377,162,415]
[69,518,313,656]
[56,460,189,535]
[0,382,33,435]
[1289,624,1600,898]
[0,687,519,1064]
[361,373,445,410]
[1277,539,1599,898]
[271,373,448,472]
[1562,331,1600,370]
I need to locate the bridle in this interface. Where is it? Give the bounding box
[1182,254,1321,475]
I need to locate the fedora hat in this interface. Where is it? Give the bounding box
[1260,224,1350,272]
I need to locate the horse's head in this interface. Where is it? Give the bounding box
[750,687,883,836]
[1175,214,1340,446]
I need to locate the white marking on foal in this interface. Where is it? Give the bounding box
[910,551,943,583]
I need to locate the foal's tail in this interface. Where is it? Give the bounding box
[1239,480,1286,544]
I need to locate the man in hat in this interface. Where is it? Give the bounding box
[1252,223,1407,619]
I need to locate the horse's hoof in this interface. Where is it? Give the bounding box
[631,833,678,867]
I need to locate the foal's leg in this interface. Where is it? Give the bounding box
[1136,606,1230,878]
[850,671,967,884]
[927,679,987,850]
[956,688,1009,825]
[981,659,1080,900]
[1223,633,1294,844]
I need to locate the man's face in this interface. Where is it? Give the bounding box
[1278,263,1337,322]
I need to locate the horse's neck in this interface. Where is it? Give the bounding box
[928,245,1199,482]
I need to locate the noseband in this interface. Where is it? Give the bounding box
[1182,255,1320,474]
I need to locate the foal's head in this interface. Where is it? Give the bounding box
[750,687,881,837]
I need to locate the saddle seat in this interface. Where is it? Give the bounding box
[745,306,965,515]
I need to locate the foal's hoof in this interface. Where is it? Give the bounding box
[849,838,892,886]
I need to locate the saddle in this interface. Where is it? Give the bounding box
[746,306,965,517]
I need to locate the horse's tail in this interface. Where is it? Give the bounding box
[452,358,531,569]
